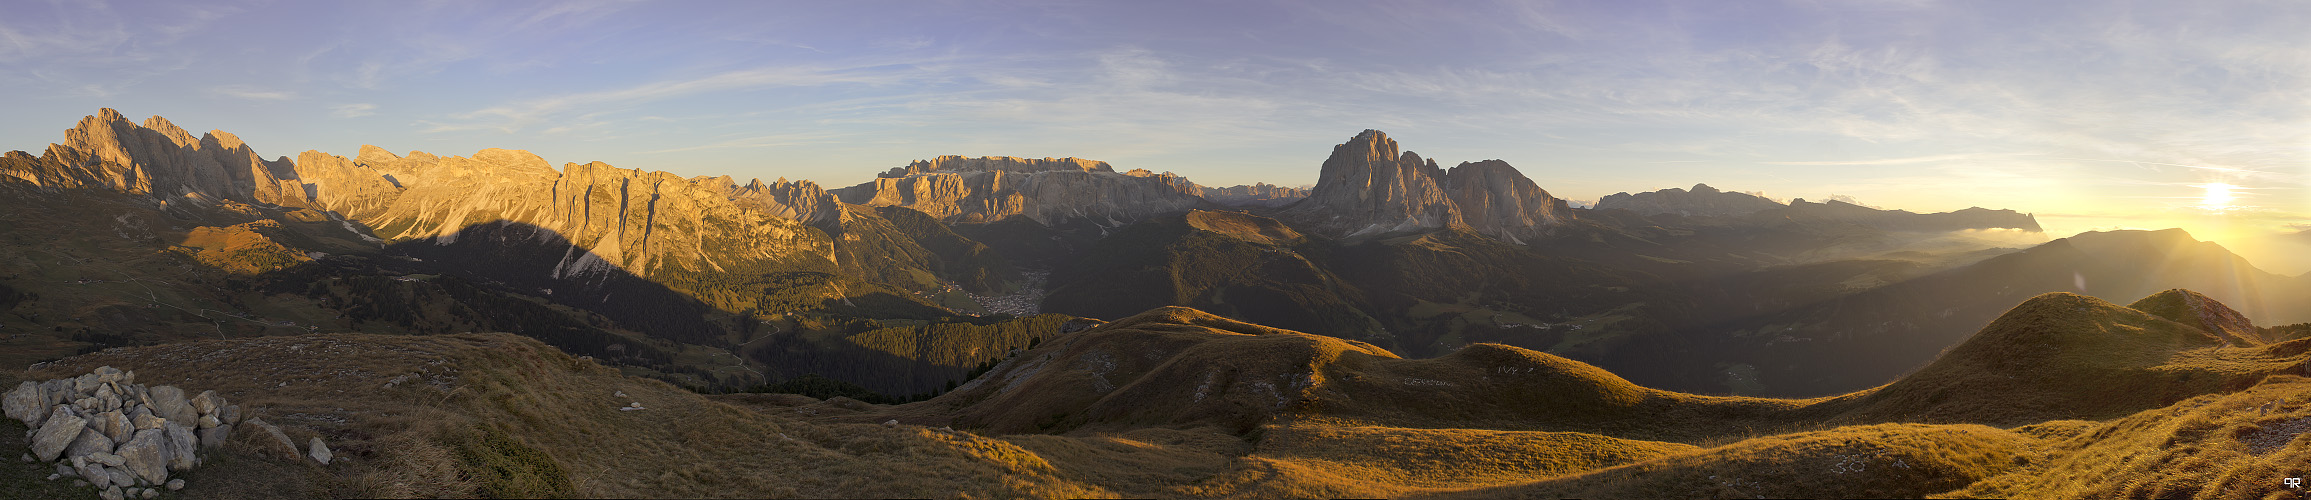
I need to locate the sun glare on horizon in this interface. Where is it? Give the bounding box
[2196,182,2237,212]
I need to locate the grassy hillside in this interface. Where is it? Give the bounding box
[1824,292,2300,426]
[14,333,1109,498]
[1668,228,2311,397]
[1042,210,1390,343]
[9,289,2307,498]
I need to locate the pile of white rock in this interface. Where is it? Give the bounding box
[4,366,241,500]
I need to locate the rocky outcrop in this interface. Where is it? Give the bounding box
[1443,160,1574,244]
[1279,130,1573,242]
[0,108,306,206]
[1199,183,1309,207]
[8,366,242,496]
[1594,183,1784,217]
[707,176,842,226]
[1279,130,1462,237]
[832,155,1206,225]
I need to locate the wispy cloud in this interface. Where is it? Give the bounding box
[423,64,924,133]
[331,103,377,118]
[209,85,298,101]
[1760,154,2001,166]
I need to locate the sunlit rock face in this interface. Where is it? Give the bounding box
[290,148,837,278]
[703,176,843,226]
[0,108,306,206]
[1280,130,1572,242]
[831,155,1206,225]
[2,109,841,282]
[1281,130,1464,237]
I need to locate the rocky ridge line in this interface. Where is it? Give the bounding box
[832,155,1208,225]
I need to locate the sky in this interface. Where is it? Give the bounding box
[3,0,2307,273]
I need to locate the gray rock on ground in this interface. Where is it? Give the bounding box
[198,423,232,448]
[166,478,184,490]
[219,404,242,425]
[148,386,194,424]
[3,381,46,426]
[140,487,159,499]
[106,467,134,491]
[247,417,299,458]
[94,383,119,412]
[131,409,164,430]
[73,456,109,489]
[90,452,125,467]
[189,390,218,415]
[117,428,169,486]
[55,462,76,478]
[30,408,88,461]
[65,427,116,459]
[309,437,332,465]
[99,485,123,500]
[98,410,131,443]
[164,421,198,470]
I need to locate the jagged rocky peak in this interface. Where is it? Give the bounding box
[3,108,305,205]
[1281,130,1572,242]
[1283,129,1461,237]
[1594,182,1786,217]
[878,155,1117,178]
[833,154,1205,225]
[706,175,843,225]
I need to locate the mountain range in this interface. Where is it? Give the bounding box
[3,108,2307,498]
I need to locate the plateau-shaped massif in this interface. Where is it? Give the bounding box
[832,155,1207,225]
[1280,130,1573,242]
[1199,182,1309,207]
[1597,183,2044,232]
[1595,183,1783,217]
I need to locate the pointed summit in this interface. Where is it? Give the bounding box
[1281,130,1570,241]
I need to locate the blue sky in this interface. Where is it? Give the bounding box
[3,0,2307,269]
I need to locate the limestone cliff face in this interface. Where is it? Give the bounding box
[1280,130,1572,241]
[303,150,837,282]
[1443,160,1574,244]
[1594,183,1784,218]
[1200,183,1309,207]
[1280,130,1462,237]
[704,176,842,226]
[1,109,869,287]
[832,155,1205,225]
[0,108,305,206]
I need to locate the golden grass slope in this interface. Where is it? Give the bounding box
[889,306,1809,442]
[20,333,1108,499]
[1424,423,2040,499]
[10,288,2307,499]
[1828,292,2306,426]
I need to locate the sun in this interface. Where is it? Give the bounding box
[2197,182,2237,212]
